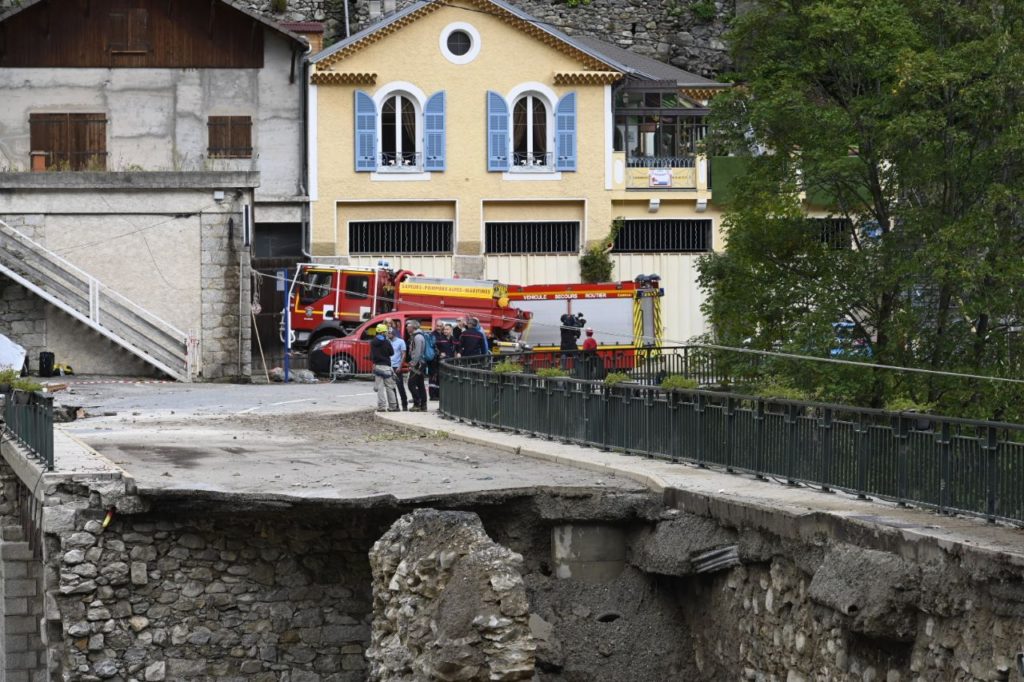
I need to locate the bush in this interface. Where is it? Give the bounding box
[752,379,809,401]
[580,218,622,283]
[885,397,935,414]
[0,369,42,393]
[661,375,698,391]
[537,367,569,378]
[604,371,631,386]
[492,360,524,374]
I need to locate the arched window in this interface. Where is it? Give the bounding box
[380,94,418,167]
[512,95,549,167]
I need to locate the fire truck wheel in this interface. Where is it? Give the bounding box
[331,353,356,379]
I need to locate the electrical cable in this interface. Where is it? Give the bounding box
[251,268,1023,389]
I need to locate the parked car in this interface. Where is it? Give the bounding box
[308,309,493,377]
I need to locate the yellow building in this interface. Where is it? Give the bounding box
[307,0,728,343]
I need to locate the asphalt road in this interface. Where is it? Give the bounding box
[55,378,638,503]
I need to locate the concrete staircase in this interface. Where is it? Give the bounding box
[0,219,195,381]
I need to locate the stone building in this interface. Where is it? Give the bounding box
[0,0,310,379]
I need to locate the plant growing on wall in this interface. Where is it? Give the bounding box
[579,217,623,283]
[271,0,288,13]
[691,0,717,23]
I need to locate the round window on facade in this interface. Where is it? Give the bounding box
[440,23,481,64]
[446,30,472,56]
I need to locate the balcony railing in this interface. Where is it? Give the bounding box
[627,155,696,169]
[512,151,553,170]
[379,151,422,170]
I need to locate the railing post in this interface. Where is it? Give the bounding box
[725,396,735,472]
[755,399,766,479]
[896,416,910,507]
[695,392,706,468]
[856,414,869,499]
[89,277,99,323]
[984,426,998,523]
[939,421,951,515]
[785,403,797,484]
[820,408,833,493]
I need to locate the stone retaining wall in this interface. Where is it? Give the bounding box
[234,0,734,78]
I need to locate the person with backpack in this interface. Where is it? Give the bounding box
[406,319,429,411]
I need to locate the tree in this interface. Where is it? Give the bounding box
[699,0,1024,419]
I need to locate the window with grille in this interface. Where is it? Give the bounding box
[108,9,150,53]
[485,222,579,254]
[813,218,852,249]
[349,221,453,254]
[29,113,107,170]
[208,116,253,159]
[612,219,712,253]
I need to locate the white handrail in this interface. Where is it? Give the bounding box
[0,219,188,339]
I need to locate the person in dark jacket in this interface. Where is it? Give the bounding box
[429,321,453,400]
[370,323,398,411]
[456,318,489,357]
[406,319,428,411]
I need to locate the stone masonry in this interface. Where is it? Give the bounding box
[200,207,252,381]
[0,463,47,682]
[367,510,535,681]
[235,0,734,78]
[0,215,47,369]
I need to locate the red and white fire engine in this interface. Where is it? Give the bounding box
[283,264,530,350]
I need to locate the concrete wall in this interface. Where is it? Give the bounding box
[0,174,254,378]
[0,29,304,209]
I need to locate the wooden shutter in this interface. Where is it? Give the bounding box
[486,91,509,172]
[29,113,106,170]
[109,10,149,53]
[354,90,377,172]
[423,91,446,172]
[555,92,577,172]
[208,116,252,158]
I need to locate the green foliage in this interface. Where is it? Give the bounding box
[565,0,592,7]
[604,371,631,385]
[537,367,569,378]
[691,0,717,23]
[492,360,524,374]
[0,369,42,393]
[660,375,698,391]
[580,218,622,283]
[271,0,287,12]
[885,397,935,414]
[700,0,1024,422]
[751,379,809,402]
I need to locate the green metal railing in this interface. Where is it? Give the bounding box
[439,349,1024,526]
[2,390,54,471]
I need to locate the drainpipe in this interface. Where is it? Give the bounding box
[344,0,351,38]
[300,39,313,259]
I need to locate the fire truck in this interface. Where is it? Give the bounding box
[505,275,663,349]
[283,264,528,350]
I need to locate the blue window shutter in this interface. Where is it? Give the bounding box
[354,90,377,172]
[486,91,509,172]
[424,91,446,172]
[555,92,577,172]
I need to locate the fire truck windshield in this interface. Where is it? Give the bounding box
[297,271,332,304]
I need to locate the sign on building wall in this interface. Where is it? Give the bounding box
[648,168,672,188]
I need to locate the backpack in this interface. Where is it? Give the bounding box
[418,331,438,363]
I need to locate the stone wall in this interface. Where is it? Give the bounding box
[627,509,1024,682]
[200,208,253,380]
[0,215,47,370]
[41,500,391,680]
[367,510,535,681]
[0,462,48,682]
[234,0,734,78]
